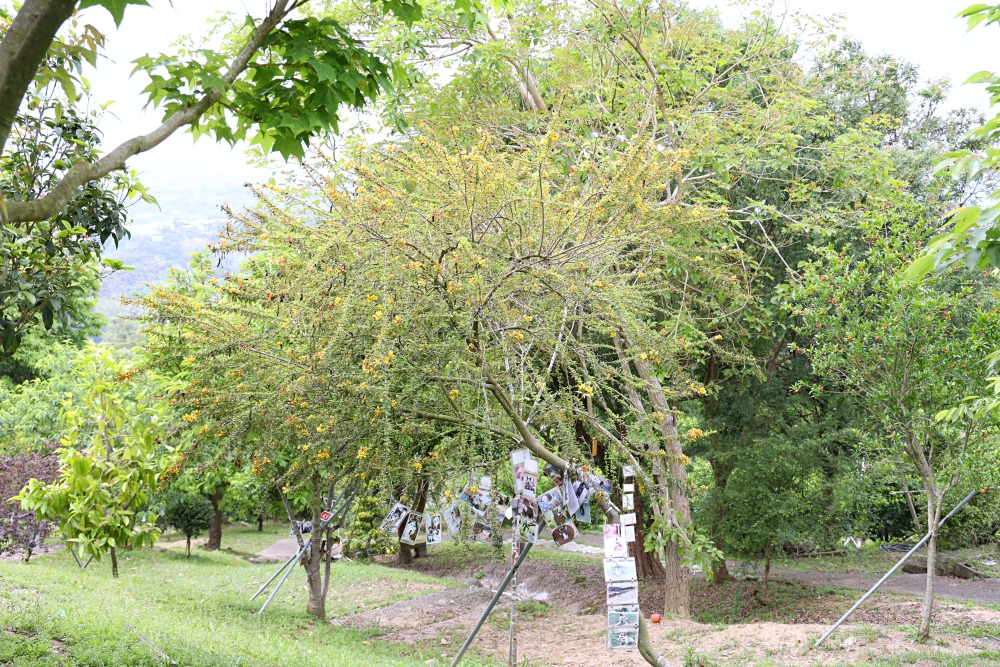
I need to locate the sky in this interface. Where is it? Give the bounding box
[78,0,999,254]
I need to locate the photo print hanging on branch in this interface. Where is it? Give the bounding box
[471,518,493,544]
[517,519,539,544]
[543,464,564,487]
[607,605,640,628]
[425,513,443,545]
[604,531,628,558]
[523,459,539,498]
[512,496,539,524]
[511,448,531,494]
[399,512,425,545]
[443,503,463,535]
[551,522,579,546]
[575,502,591,524]
[603,557,638,582]
[607,629,639,650]
[606,581,639,605]
[379,503,409,532]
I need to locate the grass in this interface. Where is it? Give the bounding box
[0,540,498,667]
[158,521,289,557]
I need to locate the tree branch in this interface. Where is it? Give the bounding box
[0,0,77,156]
[3,0,293,223]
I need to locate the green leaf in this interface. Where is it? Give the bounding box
[78,0,151,27]
[903,254,936,282]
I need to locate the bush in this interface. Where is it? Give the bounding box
[162,492,215,557]
[0,447,59,561]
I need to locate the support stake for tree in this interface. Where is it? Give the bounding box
[450,541,532,667]
[814,488,978,647]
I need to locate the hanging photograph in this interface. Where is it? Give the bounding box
[606,581,639,605]
[512,496,539,524]
[460,485,490,517]
[479,476,492,492]
[443,503,463,535]
[603,557,637,582]
[537,487,564,513]
[622,494,634,511]
[622,465,635,478]
[425,513,443,545]
[575,502,591,523]
[379,503,409,532]
[623,483,634,493]
[551,522,579,546]
[471,518,493,544]
[517,519,538,544]
[523,459,539,498]
[590,473,612,496]
[604,523,622,538]
[624,525,636,543]
[604,533,628,559]
[607,605,640,628]
[607,628,639,650]
[543,464,564,486]
[399,512,424,545]
[563,476,580,515]
[512,448,530,494]
[620,512,636,526]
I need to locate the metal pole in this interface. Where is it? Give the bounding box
[450,541,533,667]
[249,550,300,602]
[258,542,309,614]
[814,488,978,647]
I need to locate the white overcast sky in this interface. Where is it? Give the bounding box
[80,0,999,225]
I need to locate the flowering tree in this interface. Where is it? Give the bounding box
[0,446,58,560]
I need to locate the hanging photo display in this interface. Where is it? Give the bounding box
[425,513,443,545]
[511,448,531,494]
[493,493,512,524]
[471,518,493,544]
[624,525,636,543]
[575,502,591,524]
[512,495,539,524]
[460,485,490,517]
[543,464,564,486]
[604,557,638,582]
[523,459,539,498]
[604,531,628,559]
[443,503,463,535]
[517,519,539,544]
[552,521,579,546]
[606,581,639,605]
[608,605,641,628]
[607,629,640,650]
[537,487,564,513]
[399,512,425,545]
[605,463,639,652]
[379,502,409,532]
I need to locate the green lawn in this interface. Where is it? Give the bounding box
[0,544,498,667]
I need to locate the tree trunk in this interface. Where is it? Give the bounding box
[399,477,428,563]
[186,535,191,557]
[206,486,226,551]
[258,515,264,532]
[110,546,119,578]
[758,545,772,605]
[662,540,690,617]
[709,458,732,585]
[304,474,327,620]
[631,487,665,580]
[919,486,942,641]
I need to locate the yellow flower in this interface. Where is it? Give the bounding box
[686,428,705,441]
[449,389,460,399]
[577,383,595,397]
[414,461,423,471]
[356,447,367,459]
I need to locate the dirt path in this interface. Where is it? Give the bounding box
[772,568,1000,605]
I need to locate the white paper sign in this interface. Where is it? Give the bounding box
[622,465,635,478]
[620,513,636,526]
[624,525,636,542]
[622,494,634,511]
[623,483,634,493]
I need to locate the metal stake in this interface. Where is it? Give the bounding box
[814,488,978,647]
[450,541,533,667]
[71,548,93,570]
[250,550,300,602]
[258,542,309,614]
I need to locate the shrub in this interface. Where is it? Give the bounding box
[162,492,215,557]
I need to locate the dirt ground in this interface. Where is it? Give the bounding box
[331,552,1000,667]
